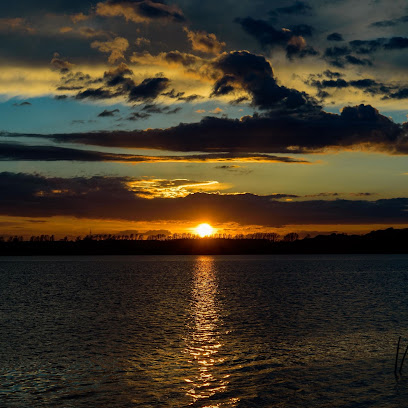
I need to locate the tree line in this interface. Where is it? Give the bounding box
[0,232,300,242]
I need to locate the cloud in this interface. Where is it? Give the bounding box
[78,27,112,39]
[128,76,170,101]
[140,103,181,114]
[384,37,408,50]
[327,32,344,42]
[349,37,408,54]
[127,111,151,120]
[0,18,35,34]
[236,17,317,59]
[127,178,229,198]
[184,27,226,55]
[0,142,308,164]
[135,37,151,47]
[13,101,32,107]
[209,107,223,114]
[70,12,89,24]
[308,75,408,100]
[0,172,407,227]
[91,37,129,64]
[370,16,408,28]
[58,63,170,103]
[212,50,319,111]
[23,101,407,154]
[323,45,372,67]
[50,53,75,73]
[98,108,120,117]
[75,88,117,100]
[60,26,73,33]
[289,24,314,37]
[96,0,185,24]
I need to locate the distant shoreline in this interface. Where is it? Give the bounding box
[1,228,408,255]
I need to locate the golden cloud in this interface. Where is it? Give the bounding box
[91,37,129,64]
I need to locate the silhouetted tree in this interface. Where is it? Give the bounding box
[283,232,299,242]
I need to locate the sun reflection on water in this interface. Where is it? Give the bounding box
[184,256,238,407]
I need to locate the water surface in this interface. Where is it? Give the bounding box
[1,255,408,407]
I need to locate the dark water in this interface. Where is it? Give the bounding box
[1,255,408,407]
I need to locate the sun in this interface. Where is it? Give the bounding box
[195,223,214,237]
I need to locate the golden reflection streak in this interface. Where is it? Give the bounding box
[184,256,239,407]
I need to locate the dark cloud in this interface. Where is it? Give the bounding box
[126,111,151,120]
[384,37,408,50]
[212,50,319,111]
[0,172,407,227]
[323,70,343,79]
[236,17,317,59]
[17,103,407,154]
[286,42,318,60]
[75,87,117,99]
[98,108,120,117]
[349,37,408,54]
[58,86,85,91]
[162,89,184,99]
[349,39,383,54]
[13,101,32,106]
[229,96,250,105]
[271,1,313,16]
[128,77,170,102]
[140,103,180,114]
[96,0,185,23]
[141,103,166,113]
[324,46,350,57]
[321,36,408,68]
[370,16,408,28]
[345,55,372,66]
[64,63,170,103]
[309,75,408,100]
[288,24,314,37]
[349,192,377,197]
[327,32,343,42]
[304,192,339,198]
[178,94,202,102]
[324,46,372,67]
[313,78,349,89]
[386,88,408,100]
[58,71,100,89]
[0,143,308,163]
[162,50,202,67]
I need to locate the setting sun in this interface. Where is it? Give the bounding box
[195,223,214,237]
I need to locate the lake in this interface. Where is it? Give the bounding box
[1,255,408,407]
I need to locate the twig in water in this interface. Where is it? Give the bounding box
[400,345,408,374]
[395,336,401,376]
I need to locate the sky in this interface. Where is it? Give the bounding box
[2,0,408,238]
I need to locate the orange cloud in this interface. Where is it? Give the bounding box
[70,12,89,24]
[50,53,75,72]
[0,18,35,34]
[126,178,230,198]
[184,27,226,54]
[96,0,185,24]
[60,26,73,33]
[91,37,129,64]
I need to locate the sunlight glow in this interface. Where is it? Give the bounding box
[195,223,214,237]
